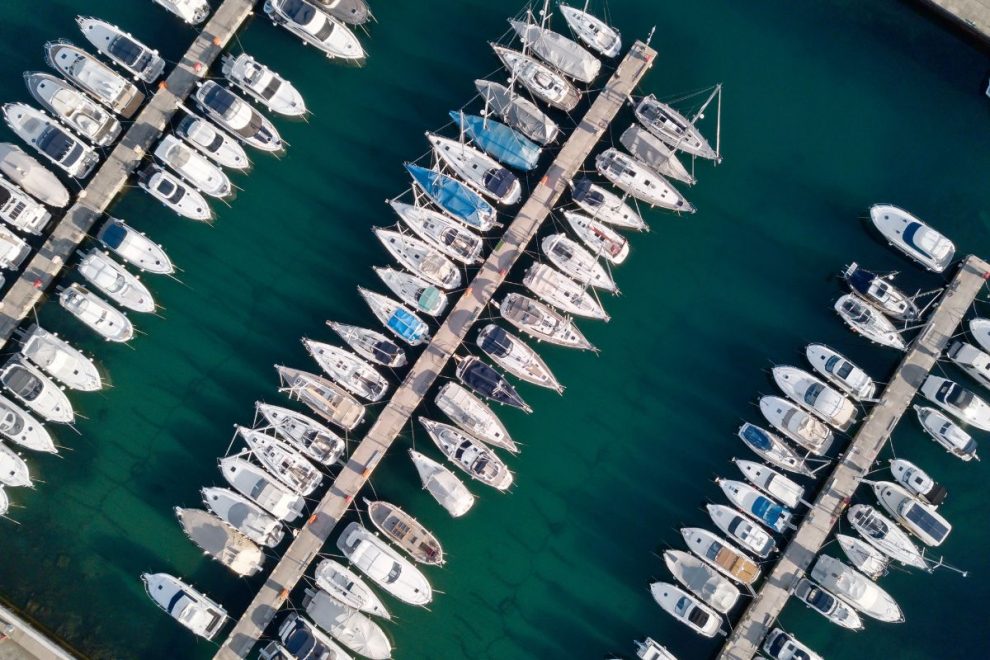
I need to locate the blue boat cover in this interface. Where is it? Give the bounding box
[741,424,771,451]
[100,222,127,249]
[387,308,426,343]
[846,266,878,297]
[405,163,493,230]
[449,111,541,171]
[751,496,785,524]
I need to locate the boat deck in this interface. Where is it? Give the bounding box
[0,0,256,350]
[719,254,990,660]
[214,40,658,660]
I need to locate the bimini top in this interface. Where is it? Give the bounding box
[405,163,495,231]
[388,307,427,344]
[450,111,540,171]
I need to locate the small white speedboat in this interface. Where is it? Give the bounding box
[78,249,155,313]
[619,124,695,185]
[302,588,391,660]
[595,148,693,212]
[44,41,145,117]
[681,527,761,585]
[96,218,173,275]
[568,178,647,231]
[920,375,990,431]
[705,503,776,559]
[152,0,210,24]
[497,292,595,351]
[373,228,461,290]
[336,522,432,606]
[477,323,562,392]
[491,45,580,112]
[509,19,600,83]
[427,134,521,205]
[314,558,391,620]
[0,174,49,235]
[541,233,616,292]
[947,340,990,393]
[255,402,345,466]
[662,549,739,614]
[736,422,812,476]
[874,480,952,547]
[218,455,306,522]
[358,287,430,346]
[175,112,250,170]
[732,459,803,509]
[772,365,858,431]
[649,582,721,638]
[758,395,833,456]
[18,324,102,391]
[201,486,285,548]
[194,81,283,153]
[563,210,629,265]
[522,262,609,321]
[408,448,476,518]
[236,426,322,496]
[302,339,389,402]
[24,72,121,148]
[869,204,955,273]
[889,458,947,506]
[76,17,166,83]
[836,533,889,580]
[154,135,232,198]
[141,573,228,640]
[419,417,513,491]
[2,103,99,179]
[634,95,716,160]
[327,321,407,368]
[793,578,863,631]
[58,283,134,343]
[762,629,823,660]
[914,404,978,461]
[276,365,366,431]
[264,0,366,61]
[222,53,306,117]
[805,343,876,401]
[374,266,447,317]
[0,357,73,427]
[0,443,31,488]
[389,201,482,264]
[558,3,622,58]
[810,555,903,622]
[717,478,792,533]
[848,503,926,569]
[434,381,516,453]
[137,164,213,222]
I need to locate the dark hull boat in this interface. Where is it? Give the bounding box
[455,356,530,412]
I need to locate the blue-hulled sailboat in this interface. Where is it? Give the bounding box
[448,111,541,171]
[405,163,496,232]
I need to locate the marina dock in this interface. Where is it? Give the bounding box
[0,601,76,660]
[719,254,990,660]
[214,40,658,660]
[921,0,990,41]
[0,0,256,351]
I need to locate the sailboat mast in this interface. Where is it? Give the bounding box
[714,84,723,164]
[690,85,720,127]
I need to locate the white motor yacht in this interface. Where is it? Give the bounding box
[358,287,430,346]
[137,164,213,222]
[921,375,990,430]
[509,19,600,83]
[947,340,990,392]
[522,262,609,321]
[717,478,792,533]
[758,395,833,456]
[869,204,955,272]
[848,503,926,569]
[78,249,155,313]
[595,148,693,211]
[736,422,812,476]
[793,577,863,630]
[874,480,952,547]
[76,17,166,83]
[762,629,823,660]
[374,266,448,317]
[836,533,889,580]
[96,218,174,275]
[497,293,595,350]
[175,507,264,577]
[175,112,250,170]
[733,459,804,509]
[389,200,483,264]
[24,72,121,148]
[327,320,407,368]
[649,582,721,638]
[373,228,461,290]
[491,45,580,111]
[772,365,858,431]
[202,486,285,548]
[434,381,516,453]
[663,549,739,614]
[805,343,876,401]
[569,177,647,230]
[58,283,134,343]
[408,449,476,518]
[2,103,98,178]
[681,527,761,585]
[194,81,283,152]
[474,79,559,145]
[889,458,947,506]
[0,174,50,235]
[0,357,73,426]
[0,443,31,488]
[152,0,210,24]
[0,226,29,271]
[477,323,562,392]
[558,4,622,58]
[222,53,306,117]
[619,124,695,185]
[256,402,345,466]
[142,573,227,639]
[314,558,391,620]
[218,455,306,522]
[419,417,513,491]
[634,95,717,160]
[18,324,102,391]
[264,0,365,60]
[969,317,990,354]
[914,404,979,461]
[276,365,366,431]
[336,522,433,606]
[705,503,776,559]
[274,614,352,660]
[563,210,629,264]
[428,134,521,205]
[0,143,69,207]
[154,135,232,198]
[44,41,144,117]
[236,426,322,496]
[302,588,391,660]
[302,339,389,402]
[810,555,903,622]
[541,233,617,292]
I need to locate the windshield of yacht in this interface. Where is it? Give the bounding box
[804,383,823,407]
[284,0,315,24]
[940,382,973,408]
[38,128,80,164]
[108,36,143,67]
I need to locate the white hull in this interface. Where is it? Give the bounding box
[19,325,102,391]
[176,507,264,577]
[0,143,69,208]
[96,218,173,274]
[141,573,227,640]
[805,343,876,401]
[3,103,98,178]
[509,20,600,83]
[138,165,213,221]
[836,533,889,580]
[24,72,121,148]
[78,249,155,313]
[569,178,647,230]
[153,0,210,24]
[0,174,50,235]
[175,112,250,170]
[303,589,391,660]
[649,582,721,638]
[336,522,432,606]
[374,266,447,317]
[522,263,609,320]
[772,365,857,431]
[558,4,622,58]
[914,404,978,461]
[474,79,559,145]
[870,204,954,273]
[303,339,389,402]
[434,382,516,453]
[498,292,594,350]
[218,456,306,522]
[563,210,629,264]
[194,81,283,153]
[45,42,144,117]
[428,134,521,205]
[663,549,739,614]
[810,555,903,622]
[58,284,134,342]
[921,375,990,431]
[619,125,695,185]
[256,402,345,466]
[0,441,32,487]
[77,17,165,83]
[314,558,391,619]
[847,504,926,569]
[409,449,476,517]
[357,287,430,346]
[276,365,366,431]
[596,148,693,211]
[327,321,407,367]
[477,323,562,392]
[237,426,322,496]
[705,503,775,558]
[634,95,716,160]
[1,358,74,426]
[202,486,285,548]
[420,417,513,490]
[222,53,306,117]
[390,201,482,264]
[373,228,461,289]
[491,46,580,112]
[264,0,366,60]
[733,459,803,509]
[154,135,232,198]
[541,233,616,292]
[758,395,833,456]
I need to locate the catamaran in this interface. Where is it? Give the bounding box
[842,263,920,322]
[389,200,483,264]
[44,41,145,117]
[869,204,955,273]
[174,111,250,170]
[428,133,521,205]
[0,143,69,208]
[153,135,232,198]
[523,262,609,321]
[374,266,447,317]
[477,323,562,392]
[58,283,134,343]
[805,343,876,401]
[137,164,213,222]
[24,72,121,148]
[474,79,559,145]
[595,148,693,212]
[434,382,516,453]
[0,356,74,426]
[222,53,306,117]
[78,249,156,313]
[76,17,165,83]
[448,111,541,171]
[141,573,227,639]
[302,338,389,402]
[276,365,366,431]
[491,45,580,111]
[256,402,345,466]
[759,395,834,456]
[405,163,496,231]
[498,292,594,350]
[96,218,174,275]
[619,124,695,185]
[194,81,283,152]
[508,19,600,83]
[558,3,622,58]
[569,178,647,231]
[408,448,476,517]
[18,324,102,391]
[357,287,430,346]
[327,320,407,368]
[419,417,514,490]
[541,233,617,292]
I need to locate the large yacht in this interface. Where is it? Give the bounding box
[76,17,166,83]
[153,135,233,198]
[874,480,952,547]
[889,457,947,506]
[174,112,250,170]
[194,81,283,152]
[58,284,134,343]
[809,555,903,622]
[681,527,760,585]
[793,578,863,631]
[920,375,990,430]
[18,324,103,391]
[24,72,121,147]
[264,0,366,60]
[914,404,979,461]
[705,503,776,559]
[869,204,955,272]
[335,522,433,605]
[3,103,98,178]
[0,356,74,426]
[137,164,213,222]
[222,53,306,117]
[78,249,155,313]
[366,499,444,565]
[141,573,228,639]
[0,143,69,207]
[44,41,144,117]
[717,478,792,533]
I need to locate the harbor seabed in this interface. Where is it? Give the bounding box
[0,1,988,659]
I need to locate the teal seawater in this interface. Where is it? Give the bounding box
[0,1,988,659]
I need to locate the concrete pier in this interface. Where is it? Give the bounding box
[0,0,256,350]
[719,254,990,659]
[214,40,658,660]
[0,602,76,660]
[921,0,990,41]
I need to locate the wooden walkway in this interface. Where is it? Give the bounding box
[214,40,658,660]
[719,254,990,660]
[0,0,256,351]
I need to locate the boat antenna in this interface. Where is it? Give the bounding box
[646,26,656,46]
